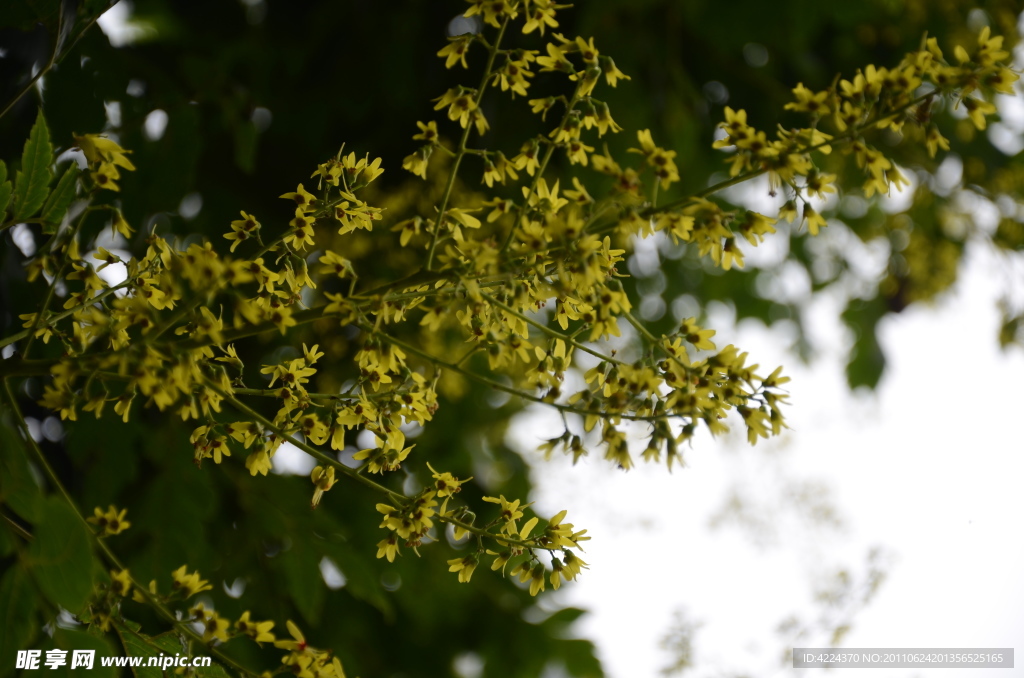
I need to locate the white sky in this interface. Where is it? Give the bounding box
[509,241,1024,678]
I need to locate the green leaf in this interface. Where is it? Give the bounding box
[842,296,888,390]
[27,496,97,613]
[40,162,79,232]
[0,419,43,522]
[114,621,187,678]
[50,627,118,678]
[0,160,11,218]
[0,0,60,32]
[0,565,38,675]
[195,662,233,678]
[84,0,114,15]
[558,638,605,678]
[322,540,393,618]
[541,607,588,631]
[280,540,325,624]
[12,109,53,221]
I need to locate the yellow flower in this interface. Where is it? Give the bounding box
[279,184,317,212]
[285,208,316,250]
[535,41,572,72]
[482,494,528,535]
[573,36,599,64]
[464,0,519,28]
[311,159,342,188]
[599,55,630,86]
[784,83,830,115]
[310,465,337,508]
[803,203,827,236]
[112,210,134,238]
[318,250,352,278]
[438,35,473,69]
[236,611,276,644]
[550,559,565,590]
[525,563,546,596]
[562,550,588,580]
[524,177,568,214]
[563,177,592,204]
[961,97,996,130]
[574,65,601,97]
[565,139,594,166]
[190,424,231,465]
[131,579,159,604]
[591,101,622,136]
[274,620,309,651]
[392,216,424,246]
[487,549,512,573]
[447,554,479,583]
[522,1,558,35]
[804,170,836,200]
[411,120,438,142]
[170,565,213,599]
[721,236,744,271]
[402,146,432,179]
[427,462,472,499]
[629,129,679,189]
[444,207,482,241]
[493,57,534,97]
[433,88,478,130]
[90,161,122,191]
[376,534,400,563]
[679,318,716,351]
[191,604,230,643]
[245,445,274,476]
[88,505,131,536]
[925,126,950,158]
[74,134,136,171]
[512,140,541,175]
[109,569,133,597]
[224,211,261,252]
[481,157,502,187]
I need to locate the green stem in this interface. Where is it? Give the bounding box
[0,260,151,350]
[214,381,544,548]
[1,378,256,675]
[426,18,510,271]
[499,83,585,255]
[357,322,683,423]
[21,208,97,358]
[146,294,205,343]
[213,385,405,501]
[649,89,937,216]
[0,9,64,122]
[231,386,407,401]
[481,291,624,366]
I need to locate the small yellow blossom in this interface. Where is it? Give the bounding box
[88,505,131,536]
[448,554,480,583]
[376,534,400,563]
[109,569,133,597]
[280,184,317,212]
[438,35,473,69]
[224,211,261,252]
[803,203,827,236]
[310,465,337,508]
[784,83,831,115]
[236,611,276,644]
[171,565,213,599]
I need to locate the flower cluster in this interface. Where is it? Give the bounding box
[711,29,1016,236]
[3,1,1020,676]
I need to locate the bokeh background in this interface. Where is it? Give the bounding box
[1,1,1022,676]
